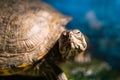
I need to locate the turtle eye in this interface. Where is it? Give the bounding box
[73,29,81,34]
[77,31,80,34]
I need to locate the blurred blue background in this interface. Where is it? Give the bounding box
[43,0,120,70]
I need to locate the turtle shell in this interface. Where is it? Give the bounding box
[0,0,71,68]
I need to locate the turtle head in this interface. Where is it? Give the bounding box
[59,29,87,60]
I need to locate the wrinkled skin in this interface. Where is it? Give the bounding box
[33,29,88,80]
[59,29,87,60]
[41,29,88,80]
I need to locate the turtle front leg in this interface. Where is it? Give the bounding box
[59,29,87,59]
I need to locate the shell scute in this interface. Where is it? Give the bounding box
[0,0,70,68]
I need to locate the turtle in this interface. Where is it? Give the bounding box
[0,0,87,80]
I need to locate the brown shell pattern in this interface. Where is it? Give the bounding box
[0,0,70,68]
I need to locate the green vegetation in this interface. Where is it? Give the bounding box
[61,59,120,80]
